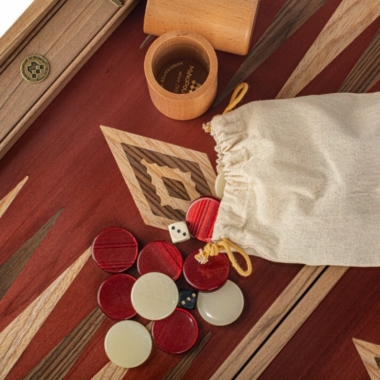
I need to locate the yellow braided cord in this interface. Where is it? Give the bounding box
[202,122,212,133]
[195,238,252,277]
[202,83,249,134]
[222,83,249,114]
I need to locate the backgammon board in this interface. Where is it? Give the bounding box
[1,1,380,379]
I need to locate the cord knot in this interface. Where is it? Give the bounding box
[195,238,252,277]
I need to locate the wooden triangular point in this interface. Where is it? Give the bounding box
[0,247,92,378]
[353,338,380,379]
[0,176,29,218]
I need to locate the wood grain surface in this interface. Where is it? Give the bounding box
[0,0,139,160]
[353,339,380,380]
[24,307,106,379]
[258,266,380,380]
[213,0,327,106]
[0,208,63,300]
[102,126,216,229]
[0,175,28,218]
[91,361,129,380]
[0,0,64,68]
[144,0,259,55]
[236,266,348,379]
[211,265,325,379]
[339,30,380,93]
[0,247,91,379]
[163,332,212,380]
[0,1,379,379]
[144,31,218,120]
[0,0,68,75]
[277,0,380,99]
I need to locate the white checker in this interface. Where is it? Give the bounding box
[131,272,179,320]
[197,280,244,326]
[104,320,152,368]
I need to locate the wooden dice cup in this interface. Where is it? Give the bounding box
[143,0,259,55]
[144,30,218,120]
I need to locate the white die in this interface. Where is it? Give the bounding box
[168,221,190,243]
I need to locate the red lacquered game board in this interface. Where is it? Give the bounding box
[0,1,380,379]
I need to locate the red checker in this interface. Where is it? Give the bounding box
[98,274,137,320]
[92,226,138,273]
[137,240,183,281]
[152,308,198,354]
[183,249,230,291]
[186,196,220,242]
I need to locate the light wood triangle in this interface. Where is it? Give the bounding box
[353,338,380,380]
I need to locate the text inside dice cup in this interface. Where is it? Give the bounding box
[91,197,244,368]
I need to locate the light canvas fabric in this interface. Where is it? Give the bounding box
[210,92,380,266]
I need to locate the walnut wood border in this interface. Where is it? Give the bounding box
[0,0,140,160]
[0,0,66,69]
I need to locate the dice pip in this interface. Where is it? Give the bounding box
[168,221,190,244]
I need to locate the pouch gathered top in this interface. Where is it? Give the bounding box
[210,92,380,267]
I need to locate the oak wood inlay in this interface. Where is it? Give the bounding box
[0,208,63,300]
[0,175,28,218]
[236,266,348,380]
[91,362,129,380]
[353,338,380,380]
[162,332,212,380]
[122,144,210,220]
[213,0,327,106]
[162,177,191,201]
[339,30,380,93]
[277,0,380,99]
[24,307,105,379]
[0,247,91,379]
[101,126,216,229]
[211,265,325,379]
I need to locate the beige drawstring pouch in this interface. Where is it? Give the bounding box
[209,92,380,267]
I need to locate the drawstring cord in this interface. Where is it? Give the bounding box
[203,83,249,133]
[199,83,251,276]
[195,238,252,277]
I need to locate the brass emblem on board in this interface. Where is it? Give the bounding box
[20,55,50,83]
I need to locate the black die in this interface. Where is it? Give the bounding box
[178,289,198,309]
